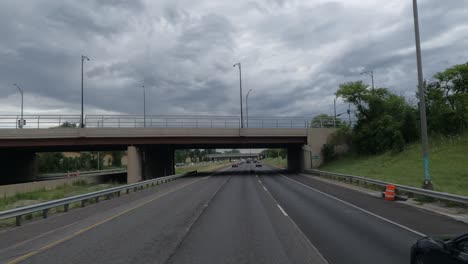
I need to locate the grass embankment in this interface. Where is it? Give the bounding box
[262,158,288,169]
[0,181,121,227]
[175,161,231,174]
[321,133,468,196]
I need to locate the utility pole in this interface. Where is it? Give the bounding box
[81,55,90,128]
[412,0,432,189]
[246,89,252,128]
[142,85,146,128]
[233,63,244,128]
[333,97,337,128]
[12,84,24,128]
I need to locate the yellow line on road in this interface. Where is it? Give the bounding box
[7,178,206,264]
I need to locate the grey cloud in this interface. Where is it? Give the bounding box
[0,0,467,119]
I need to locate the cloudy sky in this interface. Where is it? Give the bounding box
[0,0,467,118]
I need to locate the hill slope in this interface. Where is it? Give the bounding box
[320,133,468,196]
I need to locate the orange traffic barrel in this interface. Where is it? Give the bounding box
[384,184,396,201]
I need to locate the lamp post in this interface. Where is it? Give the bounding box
[142,85,146,128]
[333,96,337,128]
[412,0,432,189]
[233,62,244,128]
[12,84,24,129]
[361,70,374,90]
[246,89,252,128]
[81,55,90,128]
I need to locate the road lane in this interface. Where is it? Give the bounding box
[3,163,467,264]
[284,172,468,236]
[167,168,326,264]
[4,175,228,264]
[259,171,421,264]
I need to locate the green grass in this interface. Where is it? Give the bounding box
[0,181,121,212]
[262,158,288,169]
[175,161,231,174]
[320,133,468,196]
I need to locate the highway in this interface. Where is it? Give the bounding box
[1,164,467,264]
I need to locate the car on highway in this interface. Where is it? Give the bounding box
[232,164,238,168]
[411,233,468,263]
[255,163,262,167]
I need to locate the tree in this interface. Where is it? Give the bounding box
[336,82,418,154]
[59,122,77,128]
[424,63,468,134]
[310,114,344,128]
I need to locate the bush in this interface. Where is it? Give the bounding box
[322,144,336,163]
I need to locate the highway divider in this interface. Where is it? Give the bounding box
[0,171,197,226]
[304,169,468,205]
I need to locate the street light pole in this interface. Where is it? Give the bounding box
[81,55,90,128]
[361,70,374,90]
[412,0,432,189]
[142,85,146,128]
[246,89,252,128]
[333,97,337,128]
[12,84,24,129]
[233,63,244,128]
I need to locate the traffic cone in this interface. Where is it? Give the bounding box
[384,184,396,201]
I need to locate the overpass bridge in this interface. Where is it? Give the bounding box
[0,115,341,184]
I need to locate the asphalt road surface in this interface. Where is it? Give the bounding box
[1,163,467,264]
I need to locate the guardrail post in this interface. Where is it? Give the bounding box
[64,204,69,212]
[16,215,22,226]
[37,116,40,128]
[95,197,99,203]
[43,209,49,219]
[81,200,86,207]
[126,189,130,194]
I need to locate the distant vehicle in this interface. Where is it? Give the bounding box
[411,233,468,263]
[246,160,251,164]
[232,164,238,168]
[175,163,185,167]
[255,163,262,167]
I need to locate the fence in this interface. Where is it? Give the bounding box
[0,115,356,129]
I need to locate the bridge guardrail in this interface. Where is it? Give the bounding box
[0,171,196,226]
[305,169,468,205]
[0,115,357,129]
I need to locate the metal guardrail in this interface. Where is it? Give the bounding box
[0,115,357,129]
[305,169,468,205]
[0,172,195,226]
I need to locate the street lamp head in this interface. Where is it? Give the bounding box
[82,55,90,61]
[233,62,240,67]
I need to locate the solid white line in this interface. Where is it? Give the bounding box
[280,174,426,237]
[263,186,268,192]
[277,204,288,216]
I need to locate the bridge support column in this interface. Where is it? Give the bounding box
[127,146,143,184]
[0,150,37,184]
[287,145,304,173]
[142,145,175,179]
